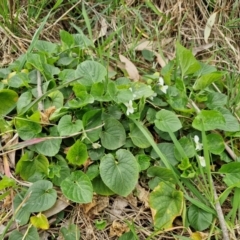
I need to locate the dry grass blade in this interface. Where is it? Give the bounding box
[204,12,218,43]
[192,43,214,56]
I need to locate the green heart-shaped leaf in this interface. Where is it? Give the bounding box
[61,171,93,203]
[75,60,107,86]
[24,180,57,212]
[154,109,182,133]
[100,149,139,197]
[57,115,83,136]
[100,118,126,150]
[66,140,88,166]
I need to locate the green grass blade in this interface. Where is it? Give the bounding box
[81,1,93,40]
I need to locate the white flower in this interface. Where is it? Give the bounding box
[158,77,168,94]
[194,135,203,151]
[124,100,134,115]
[198,156,206,167]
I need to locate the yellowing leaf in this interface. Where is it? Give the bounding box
[191,231,208,240]
[119,54,139,81]
[149,182,183,230]
[191,232,202,240]
[30,213,49,230]
[204,12,217,43]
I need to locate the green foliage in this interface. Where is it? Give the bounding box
[193,72,224,90]
[100,117,126,150]
[187,205,213,231]
[147,166,177,184]
[0,176,16,190]
[176,42,201,76]
[94,219,107,230]
[52,155,71,186]
[60,224,80,240]
[16,152,49,181]
[9,226,39,240]
[92,176,115,196]
[219,162,240,186]
[61,171,93,203]
[13,192,31,226]
[75,60,107,86]
[0,28,238,238]
[66,140,88,166]
[0,89,18,115]
[207,133,225,154]
[192,110,226,131]
[24,180,57,212]
[129,123,151,148]
[154,109,182,132]
[15,115,42,140]
[57,115,83,136]
[100,149,139,197]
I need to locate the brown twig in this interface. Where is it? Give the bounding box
[214,187,230,240]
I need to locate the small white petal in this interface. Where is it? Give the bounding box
[194,135,203,151]
[160,85,168,94]
[194,135,199,144]
[124,100,134,115]
[196,144,203,151]
[158,77,164,85]
[198,156,206,167]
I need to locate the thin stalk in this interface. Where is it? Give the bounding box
[201,127,214,200]
[0,123,104,155]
